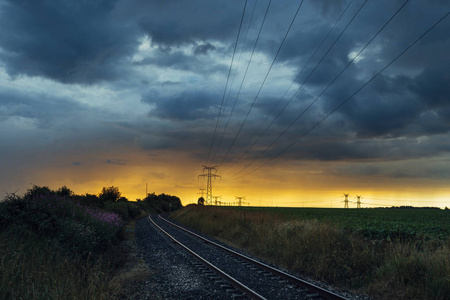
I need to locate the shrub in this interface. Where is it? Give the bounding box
[0,189,123,257]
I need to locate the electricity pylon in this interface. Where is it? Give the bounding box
[235,196,245,206]
[356,195,361,209]
[212,196,221,206]
[197,188,206,199]
[198,165,221,205]
[344,193,350,208]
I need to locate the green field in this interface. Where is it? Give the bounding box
[230,206,450,240]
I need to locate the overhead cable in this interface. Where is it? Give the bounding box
[205,0,248,165]
[209,0,259,165]
[230,10,449,180]
[221,0,356,172]
[216,0,305,168]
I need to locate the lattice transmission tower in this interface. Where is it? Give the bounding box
[198,165,221,205]
[213,196,221,206]
[356,195,361,209]
[235,196,246,206]
[344,193,350,208]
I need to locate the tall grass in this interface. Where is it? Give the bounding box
[0,233,117,299]
[171,205,450,300]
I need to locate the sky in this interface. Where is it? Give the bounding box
[0,0,449,208]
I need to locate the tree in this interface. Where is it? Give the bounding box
[99,186,121,202]
[56,186,74,197]
[23,185,54,199]
[143,192,183,213]
[198,197,205,205]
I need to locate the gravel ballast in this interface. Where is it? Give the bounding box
[135,216,236,299]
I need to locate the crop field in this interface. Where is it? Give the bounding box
[230,206,450,240]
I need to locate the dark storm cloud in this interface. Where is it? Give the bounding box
[0,89,84,128]
[144,90,219,121]
[0,0,138,83]
[133,1,244,47]
[410,65,450,109]
[337,74,424,138]
[276,130,450,162]
[250,0,450,163]
[0,0,449,167]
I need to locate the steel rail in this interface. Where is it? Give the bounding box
[148,215,267,300]
[159,215,348,300]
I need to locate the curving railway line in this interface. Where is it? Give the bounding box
[148,214,351,300]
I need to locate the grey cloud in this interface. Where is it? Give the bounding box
[133,47,227,74]
[409,64,450,109]
[0,89,85,129]
[144,90,219,121]
[0,0,449,170]
[135,1,244,46]
[194,43,216,56]
[0,0,138,84]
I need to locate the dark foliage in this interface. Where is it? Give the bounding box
[99,186,121,202]
[143,192,183,213]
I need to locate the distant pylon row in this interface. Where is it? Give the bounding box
[343,193,362,208]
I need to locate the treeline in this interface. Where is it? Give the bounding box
[139,192,183,213]
[378,206,443,210]
[5,185,184,221]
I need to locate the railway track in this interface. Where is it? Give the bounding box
[148,214,350,300]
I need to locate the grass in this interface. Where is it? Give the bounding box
[171,205,450,300]
[0,233,117,299]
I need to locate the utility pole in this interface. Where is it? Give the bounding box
[356,195,361,209]
[198,165,221,205]
[235,196,245,206]
[344,193,350,208]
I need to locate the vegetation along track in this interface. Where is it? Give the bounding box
[148,214,349,300]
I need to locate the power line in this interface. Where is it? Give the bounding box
[220,0,355,172]
[363,197,436,203]
[227,0,372,179]
[205,0,248,165]
[229,10,449,180]
[214,0,305,168]
[209,0,259,165]
[209,0,272,165]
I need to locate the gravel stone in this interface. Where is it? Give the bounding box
[135,217,234,299]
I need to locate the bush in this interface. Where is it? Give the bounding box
[74,193,105,208]
[0,188,123,258]
[105,201,130,221]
